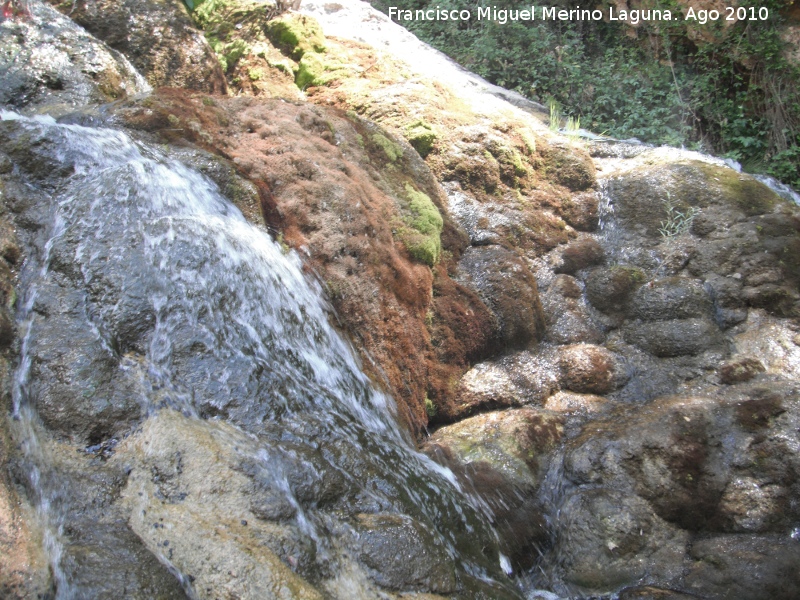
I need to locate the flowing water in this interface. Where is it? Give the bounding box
[0,112,514,598]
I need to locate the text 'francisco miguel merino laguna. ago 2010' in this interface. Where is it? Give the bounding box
[388,5,770,25]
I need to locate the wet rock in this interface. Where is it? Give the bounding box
[543,390,610,415]
[549,488,688,593]
[554,237,605,274]
[585,266,645,314]
[562,384,800,545]
[354,513,456,593]
[59,523,189,600]
[628,278,712,321]
[0,445,51,599]
[561,190,599,232]
[544,300,606,345]
[26,283,146,443]
[623,318,722,357]
[549,274,582,298]
[426,408,563,489]
[117,408,519,599]
[0,309,14,349]
[717,476,788,532]
[455,246,545,350]
[605,160,780,238]
[0,0,147,114]
[618,586,698,600]
[742,283,798,316]
[719,357,766,384]
[46,0,227,93]
[705,273,747,328]
[557,344,628,395]
[424,408,563,570]
[598,156,800,322]
[541,276,605,345]
[7,429,192,600]
[449,351,559,419]
[683,535,800,600]
[732,312,800,380]
[121,411,326,600]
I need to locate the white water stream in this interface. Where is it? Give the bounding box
[0,111,511,598]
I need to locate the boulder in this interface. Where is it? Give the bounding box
[548,488,688,593]
[354,513,456,593]
[0,0,147,114]
[46,0,227,93]
[622,318,722,357]
[628,277,712,321]
[424,408,564,570]
[585,266,645,314]
[565,384,800,532]
[683,535,800,600]
[541,143,596,191]
[557,343,628,395]
[561,190,599,232]
[541,275,605,345]
[449,351,559,419]
[555,237,605,274]
[455,246,545,350]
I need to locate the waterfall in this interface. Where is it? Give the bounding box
[0,112,514,598]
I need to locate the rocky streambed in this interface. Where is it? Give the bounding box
[1,1,799,599]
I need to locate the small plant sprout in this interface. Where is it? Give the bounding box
[659,192,700,238]
[549,99,561,132]
[424,396,437,418]
[565,115,581,136]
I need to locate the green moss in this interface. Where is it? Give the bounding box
[263,56,295,76]
[247,68,265,81]
[610,265,646,284]
[371,133,404,162]
[404,120,437,158]
[266,14,326,60]
[505,147,527,177]
[520,131,537,155]
[191,0,283,73]
[295,52,348,89]
[399,184,443,266]
[207,36,250,72]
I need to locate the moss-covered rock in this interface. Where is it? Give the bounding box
[371,132,404,162]
[585,265,645,313]
[266,13,326,60]
[607,160,782,237]
[542,143,596,191]
[191,0,304,82]
[404,120,437,158]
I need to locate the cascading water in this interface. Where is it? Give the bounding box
[0,112,519,599]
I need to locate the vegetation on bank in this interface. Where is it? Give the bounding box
[368,0,800,189]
